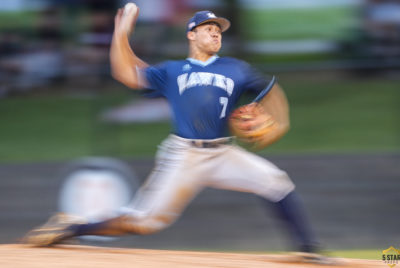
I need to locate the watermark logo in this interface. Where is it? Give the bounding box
[383,246,400,268]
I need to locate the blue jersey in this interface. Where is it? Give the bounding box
[144,55,272,139]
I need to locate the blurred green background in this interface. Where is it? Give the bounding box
[0,0,398,163]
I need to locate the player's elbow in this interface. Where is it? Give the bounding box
[111,71,142,90]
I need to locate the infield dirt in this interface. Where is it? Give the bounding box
[0,244,382,268]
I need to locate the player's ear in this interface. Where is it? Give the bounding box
[187,31,196,41]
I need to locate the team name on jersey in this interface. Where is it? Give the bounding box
[177,72,234,96]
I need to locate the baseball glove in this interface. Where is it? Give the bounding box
[229,103,278,149]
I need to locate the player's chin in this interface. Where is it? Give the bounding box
[209,45,221,54]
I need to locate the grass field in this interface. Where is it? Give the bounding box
[194,248,382,260]
[0,11,37,31]
[269,74,399,154]
[330,249,382,260]
[241,6,359,41]
[239,249,381,260]
[0,75,398,163]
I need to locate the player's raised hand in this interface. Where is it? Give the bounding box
[114,3,140,36]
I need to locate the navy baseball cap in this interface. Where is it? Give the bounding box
[187,11,230,33]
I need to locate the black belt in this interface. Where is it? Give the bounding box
[190,138,232,148]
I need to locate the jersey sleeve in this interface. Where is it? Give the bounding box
[241,61,273,94]
[144,62,169,94]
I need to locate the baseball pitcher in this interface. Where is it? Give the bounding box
[24,4,331,264]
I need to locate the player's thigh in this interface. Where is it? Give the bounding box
[138,172,200,214]
[116,164,203,234]
[208,145,295,201]
[128,149,203,223]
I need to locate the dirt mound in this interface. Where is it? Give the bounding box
[0,244,380,268]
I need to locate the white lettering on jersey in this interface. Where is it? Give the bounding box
[177,72,234,96]
[186,72,202,89]
[197,72,214,85]
[177,73,188,95]
[225,77,234,95]
[213,74,226,89]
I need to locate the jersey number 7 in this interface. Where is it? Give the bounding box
[219,97,228,118]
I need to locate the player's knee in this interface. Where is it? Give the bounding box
[259,171,295,202]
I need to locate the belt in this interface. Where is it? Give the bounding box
[190,138,233,148]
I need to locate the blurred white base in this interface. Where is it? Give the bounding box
[101,98,171,123]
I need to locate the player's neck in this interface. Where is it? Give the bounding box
[188,50,216,62]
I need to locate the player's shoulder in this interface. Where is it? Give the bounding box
[154,59,188,70]
[217,56,251,69]
[147,60,186,75]
[217,56,246,65]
